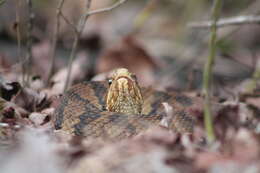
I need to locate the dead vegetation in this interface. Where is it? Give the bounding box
[0,0,260,173]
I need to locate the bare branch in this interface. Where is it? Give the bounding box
[15,0,24,86]
[188,15,260,28]
[63,0,92,92]
[87,0,127,16]
[25,0,34,87]
[63,0,128,92]
[60,12,78,34]
[47,0,65,84]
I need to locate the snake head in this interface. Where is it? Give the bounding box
[106,68,143,115]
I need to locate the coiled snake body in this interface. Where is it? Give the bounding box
[54,68,194,139]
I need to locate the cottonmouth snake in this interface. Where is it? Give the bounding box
[54,68,195,139]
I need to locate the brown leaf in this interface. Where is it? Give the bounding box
[96,35,159,86]
[0,98,28,120]
[12,88,47,112]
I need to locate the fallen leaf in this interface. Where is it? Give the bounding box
[97,35,159,86]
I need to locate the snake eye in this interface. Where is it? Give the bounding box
[131,74,137,81]
[108,79,113,85]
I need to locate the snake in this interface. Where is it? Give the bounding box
[54,68,195,140]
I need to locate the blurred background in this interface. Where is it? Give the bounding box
[1,2,260,172]
[0,0,259,97]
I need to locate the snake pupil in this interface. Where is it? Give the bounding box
[108,79,113,85]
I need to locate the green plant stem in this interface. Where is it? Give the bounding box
[203,0,222,143]
[133,0,157,31]
[0,0,5,6]
[246,65,260,92]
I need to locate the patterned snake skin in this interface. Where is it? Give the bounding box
[54,69,195,140]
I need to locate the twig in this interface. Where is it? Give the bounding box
[64,0,92,92]
[202,0,222,143]
[63,0,128,92]
[188,15,260,28]
[15,0,24,86]
[47,0,65,85]
[87,0,127,16]
[60,12,78,34]
[25,0,34,87]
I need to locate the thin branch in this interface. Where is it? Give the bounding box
[60,12,78,34]
[63,0,128,92]
[47,0,65,85]
[87,0,127,16]
[63,0,92,92]
[25,0,34,87]
[203,0,222,143]
[188,15,260,28]
[15,0,24,86]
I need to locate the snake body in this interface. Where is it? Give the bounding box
[54,68,194,139]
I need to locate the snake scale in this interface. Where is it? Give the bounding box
[54,68,195,140]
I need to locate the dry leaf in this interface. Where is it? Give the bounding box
[97,35,159,86]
